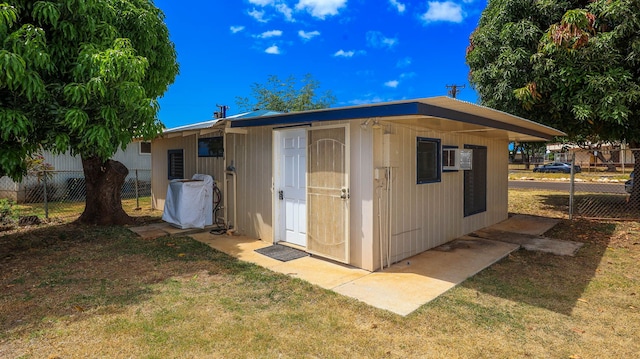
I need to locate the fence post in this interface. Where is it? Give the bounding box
[135,169,140,209]
[569,153,575,220]
[43,171,49,219]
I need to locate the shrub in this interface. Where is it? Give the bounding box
[0,198,16,226]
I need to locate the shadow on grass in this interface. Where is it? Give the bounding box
[461,215,616,316]
[574,194,640,220]
[0,223,266,336]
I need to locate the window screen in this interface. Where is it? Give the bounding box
[140,141,151,154]
[463,145,487,216]
[417,137,441,184]
[168,149,184,180]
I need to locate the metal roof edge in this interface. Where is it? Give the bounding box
[228,96,564,140]
[423,96,566,138]
[229,102,421,128]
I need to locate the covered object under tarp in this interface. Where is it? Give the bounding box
[162,174,213,229]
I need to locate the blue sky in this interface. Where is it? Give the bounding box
[154,0,487,128]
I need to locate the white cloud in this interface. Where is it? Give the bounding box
[258,30,283,38]
[346,95,387,105]
[248,8,268,22]
[276,3,295,21]
[385,80,399,88]
[265,45,281,54]
[249,0,275,5]
[298,30,321,40]
[366,31,398,49]
[296,0,347,19]
[389,0,406,13]
[230,26,245,34]
[421,1,464,23]
[400,72,416,79]
[396,57,412,68]
[333,49,355,57]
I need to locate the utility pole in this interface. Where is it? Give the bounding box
[446,84,465,98]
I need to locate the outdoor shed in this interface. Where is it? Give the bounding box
[151,97,564,271]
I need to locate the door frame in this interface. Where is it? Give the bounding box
[272,124,351,263]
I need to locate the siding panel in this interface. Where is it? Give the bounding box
[373,123,508,268]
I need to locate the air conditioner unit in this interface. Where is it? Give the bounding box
[442,148,473,171]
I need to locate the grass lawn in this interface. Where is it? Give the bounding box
[10,197,160,222]
[1,189,638,358]
[509,169,632,182]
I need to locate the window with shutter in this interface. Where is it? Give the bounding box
[168,149,184,180]
[463,145,487,216]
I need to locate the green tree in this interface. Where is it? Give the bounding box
[467,0,640,201]
[0,0,178,224]
[236,74,336,113]
[510,142,547,170]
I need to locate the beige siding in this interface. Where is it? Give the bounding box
[232,127,274,242]
[371,123,509,270]
[151,135,197,210]
[231,121,374,269]
[151,119,509,272]
[348,122,374,270]
[152,133,230,211]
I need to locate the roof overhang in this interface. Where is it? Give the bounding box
[160,109,282,138]
[229,97,565,142]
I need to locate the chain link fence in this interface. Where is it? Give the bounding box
[568,148,638,220]
[0,169,151,222]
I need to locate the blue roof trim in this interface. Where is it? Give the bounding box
[229,100,555,140]
[229,102,420,128]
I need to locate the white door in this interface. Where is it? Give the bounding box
[276,128,307,246]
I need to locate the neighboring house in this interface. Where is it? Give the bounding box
[0,141,151,203]
[546,142,634,168]
[151,97,563,272]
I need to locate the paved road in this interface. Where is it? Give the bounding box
[509,180,628,194]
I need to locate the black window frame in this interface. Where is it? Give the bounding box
[197,136,224,158]
[168,149,184,180]
[416,137,441,184]
[139,141,151,155]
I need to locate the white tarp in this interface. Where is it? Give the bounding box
[162,174,214,229]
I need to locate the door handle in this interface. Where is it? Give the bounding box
[278,190,284,200]
[340,188,349,199]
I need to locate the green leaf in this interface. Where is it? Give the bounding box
[32,1,60,28]
[63,108,89,132]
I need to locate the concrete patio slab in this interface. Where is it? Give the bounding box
[268,256,370,290]
[333,238,519,316]
[128,215,569,316]
[189,231,518,315]
[189,232,281,267]
[473,228,583,256]
[489,214,560,236]
[190,232,370,289]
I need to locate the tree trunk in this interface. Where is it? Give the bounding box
[76,156,134,225]
[594,151,617,172]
